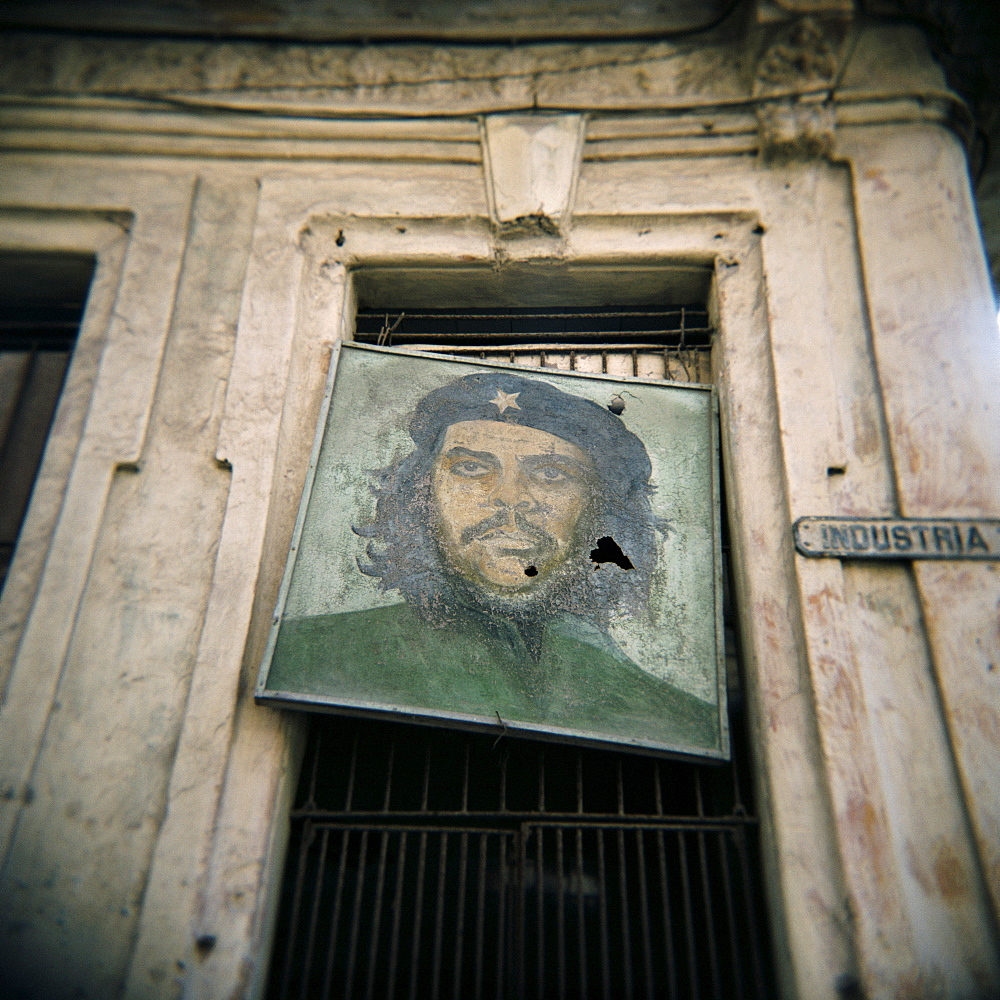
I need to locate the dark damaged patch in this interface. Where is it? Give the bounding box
[590,536,634,571]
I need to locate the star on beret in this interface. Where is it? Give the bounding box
[489,389,521,414]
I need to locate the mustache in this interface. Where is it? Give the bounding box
[460,510,557,552]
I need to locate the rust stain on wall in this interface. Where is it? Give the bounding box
[933,842,970,901]
[844,792,894,905]
[907,837,973,909]
[754,596,782,658]
[825,658,861,721]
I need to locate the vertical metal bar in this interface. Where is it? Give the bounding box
[631,349,638,377]
[430,833,450,999]
[662,347,673,381]
[614,753,634,998]
[451,833,470,999]
[535,824,545,999]
[537,750,546,812]
[656,829,680,1000]
[385,831,409,999]
[500,832,511,1000]
[498,752,507,814]
[595,829,611,1000]
[320,830,353,1000]
[516,828,527,1000]
[277,820,316,1000]
[473,833,488,1000]
[569,350,577,371]
[462,741,470,813]
[734,826,768,998]
[421,743,432,812]
[575,754,584,815]
[718,830,745,1000]
[677,831,699,997]
[616,828,634,1000]
[697,826,721,999]
[304,732,321,810]
[634,829,655,999]
[343,830,371,1000]
[383,741,396,813]
[298,827,331,1000]
[730,749,745,813]
[693,764,725,995]
[344,728,360,811]
[407,831,430,1000]
[573,828,588,999]
[556,827,566,1000]
[363,830,392,1000]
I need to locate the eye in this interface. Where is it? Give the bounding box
[449,460,492,478]
[530,464,571,484]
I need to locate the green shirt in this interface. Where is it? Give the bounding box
[267,602,720,754]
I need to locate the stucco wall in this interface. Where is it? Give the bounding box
[0,13,998,999]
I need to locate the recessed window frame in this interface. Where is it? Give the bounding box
[262,285,775,998]
[0,212,129,696]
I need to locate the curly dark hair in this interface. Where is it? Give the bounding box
[354,372,659,632]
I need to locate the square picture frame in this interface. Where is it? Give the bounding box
[256,342,728,759]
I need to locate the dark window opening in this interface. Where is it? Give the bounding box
[0,252,93,589]
[266,303,775,999]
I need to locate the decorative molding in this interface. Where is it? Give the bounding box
[0,96,960,168]
[0,24,951,121]
[0,103,482,162]
[754,16,846,95]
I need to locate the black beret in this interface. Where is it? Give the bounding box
[408,372,652,495]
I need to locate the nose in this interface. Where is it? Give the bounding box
[489,466,533,511]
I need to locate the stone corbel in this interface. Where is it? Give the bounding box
[757,97,837,159]
[480,113,586,240]
[751,14,850,159]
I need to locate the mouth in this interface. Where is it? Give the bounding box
[477,529,538,546]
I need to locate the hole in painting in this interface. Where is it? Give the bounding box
[590,536,634,570]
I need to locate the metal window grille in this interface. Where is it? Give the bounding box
[266,306,775,1000]
[0,253,92,587]
[353,306,713,383]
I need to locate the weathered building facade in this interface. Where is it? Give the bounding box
[0,1,998,997]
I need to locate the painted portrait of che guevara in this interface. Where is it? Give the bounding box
[262,357,722,756]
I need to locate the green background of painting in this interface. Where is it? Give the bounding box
[279,344,722,707]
